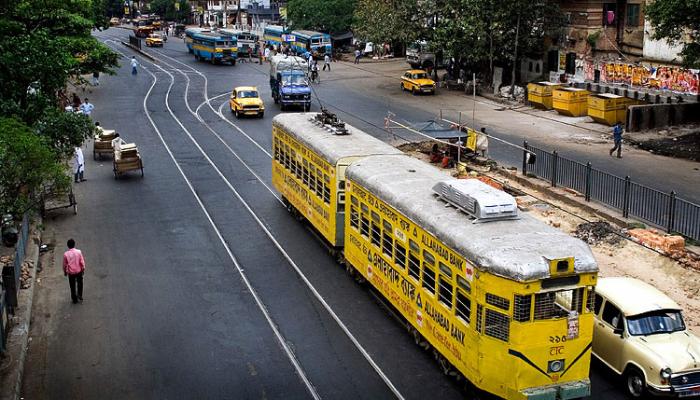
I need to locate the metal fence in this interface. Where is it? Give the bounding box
[523,142,700,242]
[0,212,30,350]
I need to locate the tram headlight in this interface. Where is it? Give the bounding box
[660,368,672,380]
[548,359,565,373]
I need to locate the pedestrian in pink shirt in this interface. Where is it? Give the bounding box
[63,238,85,304]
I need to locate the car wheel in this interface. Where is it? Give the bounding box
[412,87,417,96]
[400,83,404,91]
[259,111,264,118]
[625,367,646,398]
[234,109,240,119]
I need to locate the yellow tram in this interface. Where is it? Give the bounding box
[271,113,598,400]
[271,112,401,247]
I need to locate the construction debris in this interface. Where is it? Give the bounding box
[628,228,685,254]
[574,221,622,245]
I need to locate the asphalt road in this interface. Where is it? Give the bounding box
[22,28,631,400]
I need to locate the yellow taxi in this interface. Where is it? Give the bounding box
[145,33,163,47]
[593,277,700,398]
[400,69,436,95]
[230,86,265,118]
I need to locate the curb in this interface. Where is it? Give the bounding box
[0,216,42,400]
[120,41,155,62]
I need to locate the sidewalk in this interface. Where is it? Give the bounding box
[0,220,41,400]
[331,58,700,203]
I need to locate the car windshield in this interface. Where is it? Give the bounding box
[627,310,685,336]
[413,73,427,79]
[238,90,258,98]
[282,75,306,85]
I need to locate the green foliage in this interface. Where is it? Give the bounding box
[150,0,190,22]
[0,118,69,215]
[352,0,422,46]
[0,0,118,215]
[646,0,700,68]
[36,111,97,161]
[288,0,356,34]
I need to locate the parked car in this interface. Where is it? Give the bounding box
[400,69,436,95]
[592,277,700,398]
[230,86,265,118]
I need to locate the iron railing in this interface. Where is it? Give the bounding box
[523,142,700,242]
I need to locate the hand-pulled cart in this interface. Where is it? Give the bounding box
[113,143,144,179]
[41,184,77,216]
[93,128,116,160]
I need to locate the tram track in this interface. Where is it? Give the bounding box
[100,35,411,400]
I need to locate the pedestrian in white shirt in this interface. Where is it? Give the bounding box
[74,147,85,182]
[323,53,331,71]
[131,56,139,75]
[111,133,126,157]
[79,98,94,115]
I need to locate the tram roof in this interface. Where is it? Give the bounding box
[345,155,598,282]
[272,113,402,165]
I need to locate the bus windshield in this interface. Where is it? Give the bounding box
[627,310,685,336]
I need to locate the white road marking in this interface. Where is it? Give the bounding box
[109,38,406,400]
[102,39,321,400]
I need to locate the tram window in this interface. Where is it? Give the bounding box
[422,265,436,295]
[593,293,604,315]
[438,262,452,278]
[533,288,584,320]
[290,150,296,174]
[350,206,359,230]
[456,291,471,324]
[485,309,510,342]
[456,276,471,293]
[351,196,358,206]
[586,288,596,313]
[371,221,381,247]
[513,294,532,322]
[394,242,406,269]
[409,239,419,253]
[476,304,483,333]
[423,250,435,266]
[302,161,309,186]
[323,185,331,204]
[382,221,393,257]
[438,277,453,308]
[371,211,380,223]
[273,140,280,161]
[408,252,420,281]
[315,173,323,198]
[309,166,316,192]
[360,214,370,237]
[486,293,510,311]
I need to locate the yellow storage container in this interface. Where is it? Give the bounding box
[527,82,561,110]
[587,93,633,125]
[552,87,590,117]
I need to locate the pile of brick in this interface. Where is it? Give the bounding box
[20,260,33,289]
[628,228,685,253]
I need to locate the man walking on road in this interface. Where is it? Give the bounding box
[609,122,623,158]
[130,56,139,75]
[79,98,94,116]
[354,49,361,64]
[323,53,331,71]
[63,239,85,304]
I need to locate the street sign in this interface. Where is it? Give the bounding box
[281,34,295,42]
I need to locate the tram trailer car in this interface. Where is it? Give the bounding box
[271,113,599,400]
[271,113,402,247]
[344,155,598,400]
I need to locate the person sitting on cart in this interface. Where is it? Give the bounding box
[111,133,126,156]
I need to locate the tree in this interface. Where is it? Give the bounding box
[0,0,115,215]
[646,0,700,68]
[287,0,356,34]
[0,118,69,215]
[352,0,422,48]
[150,0,190,22]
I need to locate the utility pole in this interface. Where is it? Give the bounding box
[510,11,520,100]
